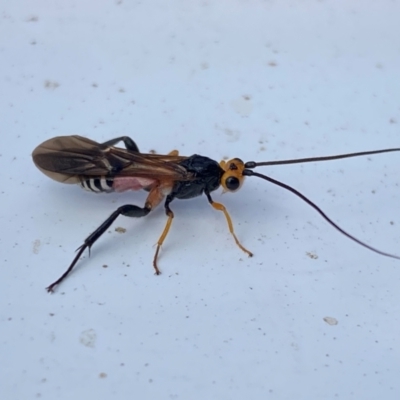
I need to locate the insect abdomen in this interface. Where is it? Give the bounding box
[80,176,156,193]
[80,177,114,193]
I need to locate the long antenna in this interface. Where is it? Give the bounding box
[244,148,400,168]
[243,169,400,260]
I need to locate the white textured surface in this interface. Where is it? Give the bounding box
[1,1,400,399]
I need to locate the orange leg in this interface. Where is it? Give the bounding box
[150,148,177,272]
[206,194,253,257]
[142,183,176,275]
[153,208,174,274]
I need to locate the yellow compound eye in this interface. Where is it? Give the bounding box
[219,158,245,192]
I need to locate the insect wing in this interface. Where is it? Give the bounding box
[32,136,103,183]
[107,147,190,179]
[32,135,192,184]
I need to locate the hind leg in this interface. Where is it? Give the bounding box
[46,183,172,292]
[101,136,140,152]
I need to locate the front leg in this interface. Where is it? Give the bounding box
[205,191,253,257]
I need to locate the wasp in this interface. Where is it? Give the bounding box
[32,135,400,292]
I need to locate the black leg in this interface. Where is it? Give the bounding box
[101,136,140,152]
[46,203,151,292]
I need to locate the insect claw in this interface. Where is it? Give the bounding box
[46,285,55,293]
[75,244,85,252]
[153,258,162,275]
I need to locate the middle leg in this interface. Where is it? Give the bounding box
[153,195,175,274]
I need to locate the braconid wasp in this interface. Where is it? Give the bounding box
[32,135,400,292]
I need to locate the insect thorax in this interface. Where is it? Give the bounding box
[173,155,224,199]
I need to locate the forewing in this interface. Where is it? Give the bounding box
[32,135,192,183]
[108,147,191,179]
